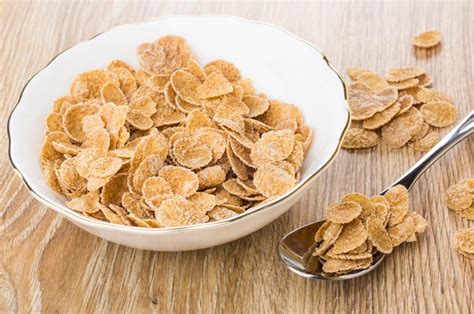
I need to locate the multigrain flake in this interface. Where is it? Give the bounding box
[347,82,398,120]
[408,130,439,152]
[362,102,401,130]
[413,31,442,48]
[196,71,234,99]
[101,82,128,106]
[445,179,474,212]
[381,107,424,148]
[253,163,296,197]
[420,102,458,127]
[328,219,367,254]
[384,184,409,226]
[322,257,372,275]
[204,59,241,82]
[325,201,362,224]
[341,128,379,149]
[346,67,373,81]
[250,129,295,165]
[385,67,425,83]
[453,228,474,259]
[357,72,389,90]
[367,216,393,254]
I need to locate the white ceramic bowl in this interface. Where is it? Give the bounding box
[8,15,349,251]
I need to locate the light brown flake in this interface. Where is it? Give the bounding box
[384,185,409,226]
[313,222,343,256]
[63,103,100,142]
[322,257,372,275]
[204,60,241,82]
[197,166,226,190]
[142,176,173,203]
[445,180,474,211]
[259,100,298,131]
[381,107,424,148]
[325,201,362,224]
[387,213,416,247]
[397,95,414,115]
[413,31,442,48]
[52,141,81,155]
[385,67,425,83]
[453,228,474,258]
[342,193,375,220]
[172,136,213,169]
[39,131,70,165]
[70,69,118,100]
[408,129,439,152]
[341,128,379,149]
[129,96,157,116]
[196,71,233,99]
[253,163,296,197]
[389,78,420,91]
[417,74,433,87]
[410,122,430,142]
[357,72,389,90]
[420,102,458,127]
[170,69,201,105]
[329,219,368,255]
[151,94,186,127]
[243,95,270,118]
[250,129,295,165]
[100,173,128,206]
[46,113,64,132]
[207,206,239,220]
[346,67,374,81]
[109,66,137,97]
[132,154,164,193]
[67,190,100,213]
[158,166,199,197]
[101,82,127,106]
[88,157,123,178]
[367,216,393,254]
[416,88,453,104]
[458,206,474,221]
[188,192,217,213]
[127,109,154,130]
[348,82,398,120]
[53,95,76,113]
[155,196,209,227]
[58,158,86,192]
[362,102,401,130]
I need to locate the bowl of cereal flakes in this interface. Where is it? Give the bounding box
[8,15,349,251]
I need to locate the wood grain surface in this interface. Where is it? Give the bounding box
[1,1,473,313]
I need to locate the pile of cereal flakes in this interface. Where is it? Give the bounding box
[312,185,427,275]
[39,35,312,228]
[342,67,458,151]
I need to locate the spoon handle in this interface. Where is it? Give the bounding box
[381,110,474,194]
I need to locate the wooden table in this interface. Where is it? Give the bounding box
[1,1,472,313]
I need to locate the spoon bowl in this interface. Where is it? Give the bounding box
[278,221,386,280]
[278,111,474,280]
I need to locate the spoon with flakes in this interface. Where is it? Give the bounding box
[279,111,473,280]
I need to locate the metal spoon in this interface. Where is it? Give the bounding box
[279,111,474,280]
